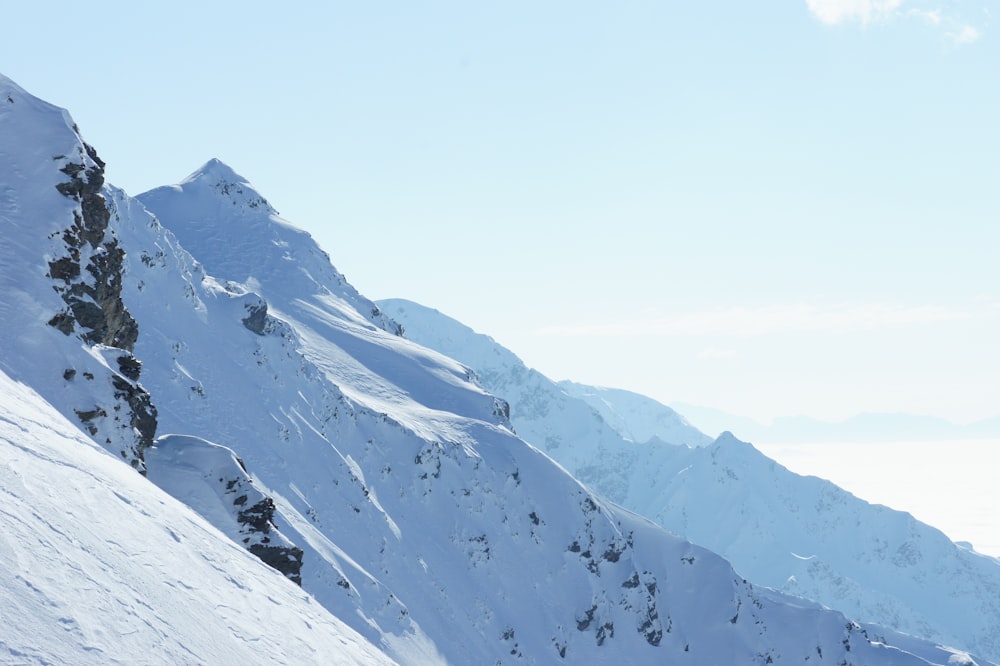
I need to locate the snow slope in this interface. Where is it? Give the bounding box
[1,71,992,665]
[559,380,712,447]
[0,370,394,665]
[377,299,708,448]
[383,296,1000,663]
[133,160,987,665]
[635,434,1000,660]
[377,298,709,503]
[0,73,153,473]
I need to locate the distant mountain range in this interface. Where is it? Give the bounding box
[381,297,1000,663]
[671,403,1000,443]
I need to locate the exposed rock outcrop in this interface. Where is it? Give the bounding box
[242,301,270,336]
[47,139,157,471]
[48,145,138,350]
[146,435,304,585]
[237,489,304,585]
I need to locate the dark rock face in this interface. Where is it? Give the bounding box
[111,374,158,455]
[116,354,142,381]
[370,305,404,336]
[237,496,277,532]
[242,302,269,335]
[74,407,107,435]
[48,147,139,351]
[234,490,304,585]
[248,543,304,586]
[47,140,157,471]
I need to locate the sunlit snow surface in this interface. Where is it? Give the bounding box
[383,297,1000,663]
[1,71,995,665]
[0,371,395,665]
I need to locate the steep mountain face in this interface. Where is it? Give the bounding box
[0,369,396,665]
[634,434,1000,661]
[1,72,992,665]
[382,297,1000,663]
[558,380,711,447]
[0,75,154,474]
[376,299,708,449]
[376,298,709,503]
[145,434,305,584]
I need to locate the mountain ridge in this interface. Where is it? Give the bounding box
[0,72,991,665]
[383,296,1000,662]
[674,402,1000,442]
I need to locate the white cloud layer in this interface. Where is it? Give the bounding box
[806,0,903,25]
[951,24,983,43]
[538,303,980,338]
[806,0,986,44]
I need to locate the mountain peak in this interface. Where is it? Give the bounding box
[0,72,20,94]
[0,72,33,101]
[174,158,277,216]
[184,157,246,185]
[138,163,404,337]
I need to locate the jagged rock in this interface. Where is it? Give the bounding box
[242,301,269,335]
[248,543,304,586]
[42,140,157,471]
[111,375,158,457]
[146,435,305,586]
[116,354,142,381]
[49,146,139,351]
[238,496,278,533]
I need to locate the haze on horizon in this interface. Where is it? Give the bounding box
[1,1,996,426]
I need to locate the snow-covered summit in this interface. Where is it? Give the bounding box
[184,156,257,184]
[138,160,402,336]
[0,75,391,664]
[0,73,77,145]
[178,156,279,214]
[1,69,154,471]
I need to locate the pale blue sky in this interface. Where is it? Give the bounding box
[3,1,997,423]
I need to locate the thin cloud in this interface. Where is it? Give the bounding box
[806,0,987,44]
[537,303,979,338]
[951,24,983,43]
[909,8,942,25]
[806,0,903,25]
[698,347,739,359]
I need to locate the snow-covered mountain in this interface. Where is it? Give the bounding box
[377,298,709,504]
[381,298,1000,662]
[559,380,713,448]
[0,369,394,665]
[671,403,1000,442]
[1,72,991,665]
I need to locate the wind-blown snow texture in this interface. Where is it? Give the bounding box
[0,72,991,665]
[381,297,1000,663]
[0,370,395,665]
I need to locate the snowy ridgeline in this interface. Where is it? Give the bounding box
[0,71,994,665]
[381,297,1000,663]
